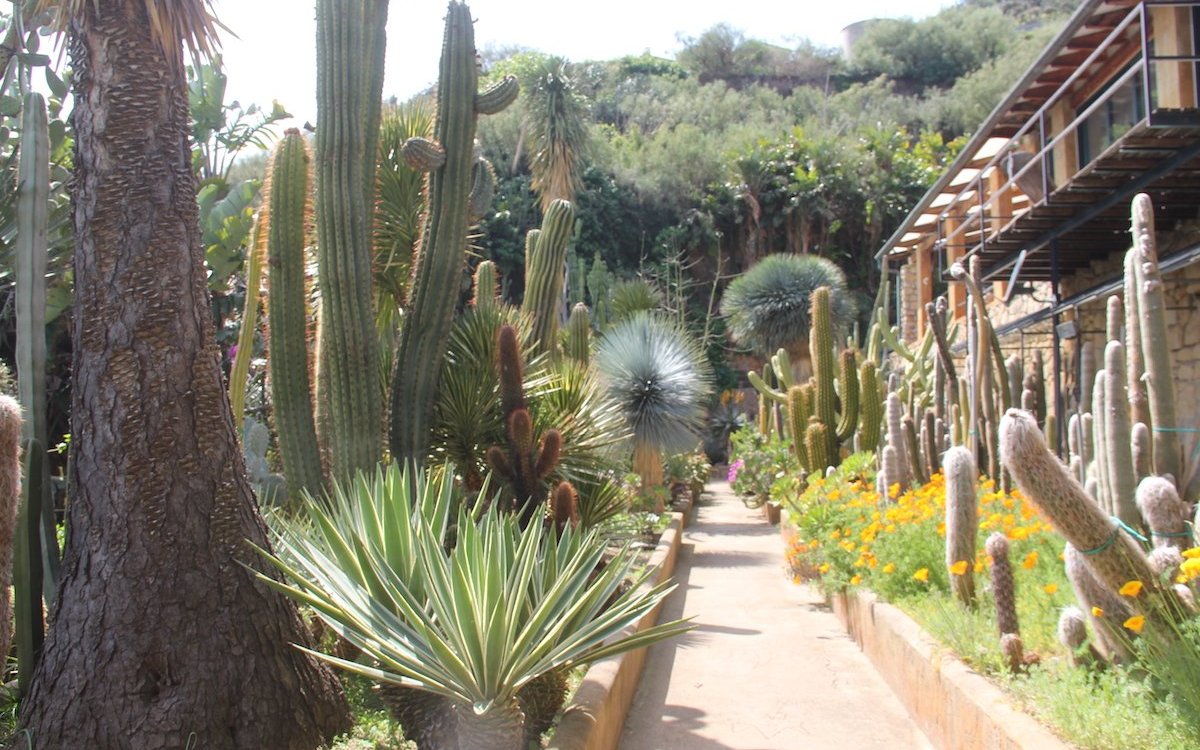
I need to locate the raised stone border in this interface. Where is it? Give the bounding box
[545,497,693,750]
[831,589,1072,750]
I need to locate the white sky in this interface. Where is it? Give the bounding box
[211,0,955,126]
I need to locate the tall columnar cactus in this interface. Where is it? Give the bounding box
[1079,340,1096,415]
[1103,340,1140,529]
[486,325,562,527]
[1057,606,1102,669]
[1000,409,1189,628]
[1131,422,1151,483]
[1092,371,1111,513]
[858,361,882,453]
[522,199,576,358]
[315,0,390,478]
[945,446,978,608]
[810,287,838,453]
[1006,356,1023,416]
[881,444,902,499]
[805,420,831,473]
[985,533,1018,635]
[564,302,590,365]
[903,416,926,485]
[265,130,326,502]
[1031,349,1046,428]
[885,392,911,491]
[473,259,499,314]
[1123,248,1151,431]
[834,349,860,444]
[0,396,22,684]
[229,216,266,429]
[1131,194,1181,483]
[787,386,811,470]
[1135,476,1189,550]
[922,409,940,476]
[1064,543,1134,663]
[390,2,520,465]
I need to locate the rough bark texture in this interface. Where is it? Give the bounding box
[17,3,351,747]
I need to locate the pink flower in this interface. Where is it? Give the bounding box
[727,459,744,483]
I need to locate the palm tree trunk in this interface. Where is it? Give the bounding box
[17,2,350,746]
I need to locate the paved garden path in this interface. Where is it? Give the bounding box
[619,480,933,750]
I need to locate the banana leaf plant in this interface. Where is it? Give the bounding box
[257,462,690,750]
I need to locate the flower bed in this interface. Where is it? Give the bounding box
[778,456,1200,750]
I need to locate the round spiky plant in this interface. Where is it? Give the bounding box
[720,254,855,362]
[594,313,713,490]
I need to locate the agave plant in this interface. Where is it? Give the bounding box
[720,253,854,376]
[594,312,713,493]
[259,462,689,750]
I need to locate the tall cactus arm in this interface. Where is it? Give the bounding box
[522,200,575,358]
[1131,194,1181,483]
[834,348,859,444]
[229,216,266,428]
[315,0,389,478]
[389,2,518,464]
[476,75,519,114]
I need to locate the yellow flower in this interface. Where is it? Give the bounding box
[818,563,831,574]
[1043,583,1058,595]
[1119,580,1143,598]
[850,574,862,585]
[888,482,901,500]
[882,563,896,574]
[1123,615,1146,634]
[1092,606,1104,618]
[1180,559,1200,582]
[1183,547,1200,559]
[913,567,930,583]
[949,560,969,576]
[1021,551,1038,569]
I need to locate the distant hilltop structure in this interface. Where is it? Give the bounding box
[840,18,882,58]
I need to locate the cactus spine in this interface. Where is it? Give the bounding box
[522,199,575,358]
[315,0,389,477]
[266,131,326,502]
[944,446,977,607]
[389,3,518,464]
[1131,194,1181,482]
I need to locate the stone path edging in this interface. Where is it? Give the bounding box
[545,502,690,750]
[832,589,1073,750]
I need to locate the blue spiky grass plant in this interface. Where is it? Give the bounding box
[595,312,713,496]
[720,254,855,359]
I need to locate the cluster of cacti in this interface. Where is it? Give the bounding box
[944,447,977,608]
[749,286,881,478]
[389,2,519,466]
[485,325,566,528]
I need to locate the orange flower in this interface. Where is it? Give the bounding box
[850,574,862,585]
[1043,583,1058,595]
[949,560,969,576]
[1119,580,1143,598]
[913,567,930,583]
[1123,615,1146,634]
[882,563,896,574]
[1091,606,1104,617]
[1021,551,1038,569]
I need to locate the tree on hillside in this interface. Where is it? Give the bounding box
[19,1,350,745]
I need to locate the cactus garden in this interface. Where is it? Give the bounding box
[3,0,1200,748]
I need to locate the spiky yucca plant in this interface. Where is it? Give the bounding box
[595,312,713,491]
[260,463,690,750]
[720,254,854,375]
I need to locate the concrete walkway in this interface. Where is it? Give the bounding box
[619,480,933,750]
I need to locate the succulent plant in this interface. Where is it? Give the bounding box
[0,396,21,680]
[985,532,1018,636]
[522,199,576,358]
[720,254,854,366]
[945,447,977,608]
[472,260,499,314]
[1057,605,1102,669]
[389,2,519,465]
[1135,476,1190,550]
[564,302,591,365]
[1063,543,1134,663]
